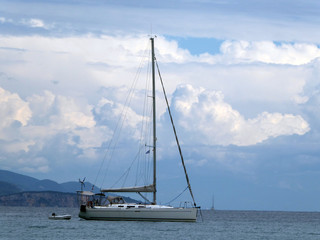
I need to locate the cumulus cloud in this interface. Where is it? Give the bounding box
[26,91,111,153]
[0,88,34,153]
[0,87,31,129]
[0,81,155,173]
[0,35,317,137]
[163,40,320,65]
[0,34,317,176]
[0,87,114,171]
[94,94,151,141]
[143,37,320,66]
[171,84,310,146]
[1,36,319,81]
[217,41,320,65]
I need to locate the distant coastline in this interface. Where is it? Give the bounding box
[0,169,138,207]
[0,191,79,207]
[0,169,92,207]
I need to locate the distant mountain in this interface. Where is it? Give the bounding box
[0,169,139,207]
[0,181,22,195]
[0,169,94,195]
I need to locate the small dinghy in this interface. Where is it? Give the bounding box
[49,213,71,220]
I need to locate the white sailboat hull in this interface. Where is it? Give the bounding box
[79,205,197,222]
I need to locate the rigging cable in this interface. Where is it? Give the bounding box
[165,186,188,205]
[135,49,152,187]
[155,57,197,207]
[93,41,150,190]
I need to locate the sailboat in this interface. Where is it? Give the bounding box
[78,37,198,222]
[211,194,215,211]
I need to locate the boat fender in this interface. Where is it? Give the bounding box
[80,205,86,212]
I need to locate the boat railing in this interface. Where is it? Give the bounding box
[179,201,193,208]
[77,191,108,207]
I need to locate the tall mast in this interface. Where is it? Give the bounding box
[151,37,157,205]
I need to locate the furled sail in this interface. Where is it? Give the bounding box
[101,184,155,193]
[77,191,95,196]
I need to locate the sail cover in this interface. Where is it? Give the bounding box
[101,184,155,193]
[77,191,95,196]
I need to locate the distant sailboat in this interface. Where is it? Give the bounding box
[211,194,215,211]
[78,37,199,222]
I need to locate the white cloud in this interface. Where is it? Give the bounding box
[49,96,95,129]
[0,82,155,172]
[0,87,31,129]
[0,17,47,28]
[0,35,316,137]
[154,38,320,66]
[156,40,320,65]
[0,34,317,176]
[27,92,110,151]
[171,84,310,146]
[236,112,309,145]
[218,41,320,65]
[0,17,13,23]
[95,96,150,140]
[0,87,111,159]
[0,36,316,144]
[0,35,156,99]
[20,18,50,29]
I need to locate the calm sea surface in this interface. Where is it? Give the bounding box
[1,206,320,239]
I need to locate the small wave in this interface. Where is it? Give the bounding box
[28,225,48,229]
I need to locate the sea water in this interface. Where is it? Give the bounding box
[1,206,320,240]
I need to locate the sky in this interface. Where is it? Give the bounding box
[1,0,320,211]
